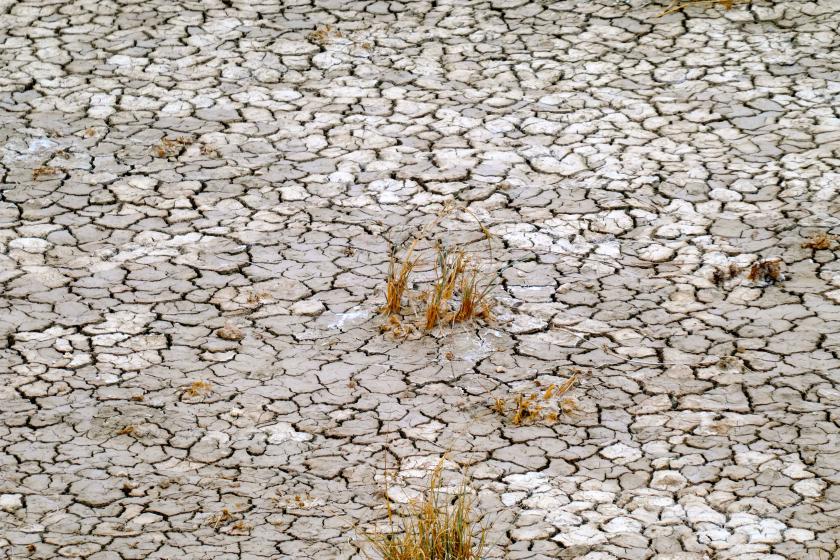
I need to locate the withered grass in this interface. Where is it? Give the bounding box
[365,462,486,560]
[382,204,496,332]
[802,232,835,251]
[496,371,582,426]
[383,244,418,316]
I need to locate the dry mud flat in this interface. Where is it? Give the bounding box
[1,0,839,559]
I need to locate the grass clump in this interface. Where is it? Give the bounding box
[183,380,213,399]
[366,462,486,560]
[452,265,494,325]
[710,263,741,287]
[493,371,584,426]
[383,243,418,316]
[421,243,495,332]
[802,232,835,251]
[32,166,60,180]
[153,136,192,158]
[747,258,783,285]
[381,205,497,334]
[307,25,342,46]
[424,244,466,331]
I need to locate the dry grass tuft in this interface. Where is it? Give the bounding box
[383,245,418,316]
[184,380,213,399]
[200,143,218,157]
[366,462,486,560]
[710,263,740,287]
[747,258,783,284]
[494,371,583,426]
[657,0,749,16]
[153,136,192,158]
[116,425,138,437]
[307,25,342,46]
[802,232,835,251]
[421,243,496,332]
[424,244,466,331]
[381,204,496,335]
[210,508,233,529]
[511,393,543,426]
[32,166,60,180]
[452,266,494,325]
[380,314,416,339]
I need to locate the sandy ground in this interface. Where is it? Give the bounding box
[1,0,839,558]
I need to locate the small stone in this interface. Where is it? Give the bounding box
[216,323,243,341]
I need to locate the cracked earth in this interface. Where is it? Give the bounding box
[1,0,840,559]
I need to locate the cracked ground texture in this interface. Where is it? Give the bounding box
[1,0,839,559]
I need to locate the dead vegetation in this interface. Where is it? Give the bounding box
[153,136,193,158]
[209,508,233,529]
[307,25,342,46]
[227,520,252,535]
[424,244,465,331]
[379,314,416,339]
[421,244,495,332]
[383,244,418,316]
[710,263,741,287]
[747,258,783,285]
[183,380,213,399]
[657,0,749,16]
[32,166,60,180]
[246,290,272,305]
[200,143,218,157]
[802,232,836,251]
[381,205,496,335]
[116,425,138,437]
[710,259,787,287]
[365,462,486,560]
[452,264,494,325]
[493,371,584,426]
